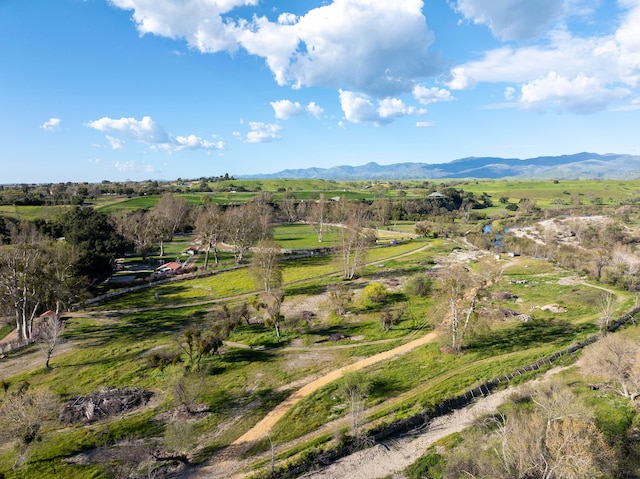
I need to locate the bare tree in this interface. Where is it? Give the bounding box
[308,194,330,242]
[250,239,283,294]
[328,283,353,317]
[581,334,640,400]
[0,239,45,343]
[41,240,78,315]
[159,421,195,467]
[447,381,613,479]
[224,203,263,263]
[341,371,371,440]
[0,386,59,468]
[258,289,285,338]
[591,245,612,281]
[194,203,224,269]
[336,203,375,280]
[280,192,298,223]
[437,263,479,353]
[38,314,63,369]
[98,438,156,479]
[153,193,190,257]
[598,291,616,333]
[116,209,162,261]
[370,199,390,226]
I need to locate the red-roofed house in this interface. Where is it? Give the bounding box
[156,262,182,273]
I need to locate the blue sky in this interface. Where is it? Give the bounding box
[2,0,640,183]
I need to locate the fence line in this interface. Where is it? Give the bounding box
[270,305,640,479]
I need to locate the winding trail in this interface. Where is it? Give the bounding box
[233,330,439,445]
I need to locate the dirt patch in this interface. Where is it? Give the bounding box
[281,291,332,322]
[282,351,335,373]
[509,215,615,247]
[156,403,210,422]
[539,304,567,313]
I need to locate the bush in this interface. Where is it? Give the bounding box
[362,282,387,305]
[404,274,433,297]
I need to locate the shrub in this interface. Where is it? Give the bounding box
[362,282,387,305]
[404,274,433,297]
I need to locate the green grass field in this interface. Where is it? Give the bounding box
[3,179,640,477]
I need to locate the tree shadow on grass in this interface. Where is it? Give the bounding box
[221,347,275,365]
[285,282,327,297]
[366,264,425,281]
[368,376,404,402]
[68,308,207,347]
[466,318,589,356]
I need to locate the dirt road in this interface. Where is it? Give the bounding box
[233,330,439,445]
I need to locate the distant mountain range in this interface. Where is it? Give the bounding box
[240,153,640,180]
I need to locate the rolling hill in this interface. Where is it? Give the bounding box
[241,152,640,180]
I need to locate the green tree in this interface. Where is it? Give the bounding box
[57,207,126,281]
[176,327,224,372]
[404,274,433,297]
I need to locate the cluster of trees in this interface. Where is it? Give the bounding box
[0,208,125,344]
[0,175,237,206]
[0,189,386,346]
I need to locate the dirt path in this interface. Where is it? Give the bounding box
[305,389,513,479]
[232,330,439,445]
[304,366,568,479]
[0,340,76,379]
[191,330,439,478]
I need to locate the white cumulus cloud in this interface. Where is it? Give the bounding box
[447,2,640,113]
[86,115,224,151]
[40,118,61,131]
[413,85,454,105]
[240,122,282,143]
[106,135,125,150]
[114,160,156,173]
[271,99,325,119]
[339,90,425,125]
[519,72,630,114]
[307,101,324,119]
[109,0,441,97]
[453,0,564,42]
[86,116,169,143]
[271,100,304,119]
[170,134,225,151]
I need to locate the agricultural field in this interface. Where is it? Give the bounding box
[2,178,640,478]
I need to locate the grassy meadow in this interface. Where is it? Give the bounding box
[2,178,640,477]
